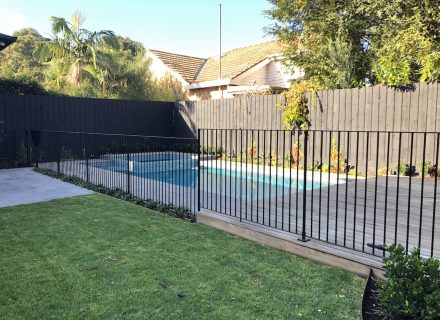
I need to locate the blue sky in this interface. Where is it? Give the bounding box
[0,0,275,57]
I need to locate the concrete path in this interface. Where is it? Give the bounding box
[0,168,93,208]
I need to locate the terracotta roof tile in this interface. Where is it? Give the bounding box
[194,40,283,82]
[148,49,206,83]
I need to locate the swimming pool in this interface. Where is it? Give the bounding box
[93,152,335,199]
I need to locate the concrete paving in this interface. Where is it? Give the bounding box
[0,168,94,208]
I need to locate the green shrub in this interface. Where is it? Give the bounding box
[394,161,416,176]
[419,160,440,178]
[33,168,195,222]
[0,78,50,95]
[377,244,440,319]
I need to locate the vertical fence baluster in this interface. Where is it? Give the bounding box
[431,133,439,258]
[299,131,309,242]
[406,133,414,254]
[418,133,427,252]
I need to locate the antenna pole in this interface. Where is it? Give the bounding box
[219,3,223,98]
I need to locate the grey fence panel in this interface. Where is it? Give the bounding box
[175,82,440,172]
[0,94,174,166]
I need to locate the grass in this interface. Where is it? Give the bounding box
[0,194,364,319]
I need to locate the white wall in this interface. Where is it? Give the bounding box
[238,65,268,86]
[148,54,170,79]
[267,61,303,87]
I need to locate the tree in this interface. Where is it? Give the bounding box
[357,0,440,84]
[266,0,440,87]
[0,28,45,82]
[265,0,371,89]
[37,11,119,90]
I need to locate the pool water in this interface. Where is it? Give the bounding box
[93,155,330,199]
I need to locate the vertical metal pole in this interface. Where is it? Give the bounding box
[86,156,89,183]
[218,3,223,99]
[127,149,130,194]
[25,130,30,166]
[57,147,61,173]
[197,129,201,212]
[299,131,310,242]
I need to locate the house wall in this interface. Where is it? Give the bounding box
[267,61,302,88]
[238,66,268,86]
[149,55,170,79]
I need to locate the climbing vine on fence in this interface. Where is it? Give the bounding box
[277,80,322,130]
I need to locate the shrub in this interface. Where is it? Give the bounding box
[330,138,344,173]
[33,168,195,222]
[247,141,257,163]
[377,244,440,320]
[419,160,440,178]
[377,167,388,176]
[0,78,50,95]
[394,161,416,176]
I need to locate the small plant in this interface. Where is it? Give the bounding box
[394,161,416,176]
[427,163,440,178]
[33,168,195,222]
[292,142,303,167]
[60,146,76,160]
[377,244,440,320]
[330,138,344,173]
[377,167,388,176]
[270,149,278,167]
[419,160,440,178]
[15,140,29,167]
[247,141,257,163]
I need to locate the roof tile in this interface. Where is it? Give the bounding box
[194,40,283,82]
[148,50,206,83]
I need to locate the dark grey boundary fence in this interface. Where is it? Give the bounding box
[0,94,174,167]
[2,82,440,168]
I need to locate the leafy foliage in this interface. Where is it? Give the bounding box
[0,78,49,95]
[358,0,440,85]
[37,11,119,89]
[419,160,440,178]
[266,0,371,89]
[394,161,417,177]
[266,0,440,87]
[0,14,183,102]
[378,244,440,319]
[0,28,45,83]
[33,168,194,221]
[277,80,320,129]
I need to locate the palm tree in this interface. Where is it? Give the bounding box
[37,11,119,87]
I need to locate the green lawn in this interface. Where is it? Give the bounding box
[0,194,364,319]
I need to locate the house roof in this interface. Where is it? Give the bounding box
[0,33,17,51]
[148,49,206,83]
[194,40,284,83]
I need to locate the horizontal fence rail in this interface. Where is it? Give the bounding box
[31,130,198,214]
[199,129,440,259]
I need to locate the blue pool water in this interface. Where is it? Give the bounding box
[93,154,329,199]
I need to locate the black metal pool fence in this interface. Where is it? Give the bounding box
[26,129,439,259]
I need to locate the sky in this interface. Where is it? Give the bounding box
[0,0,275,58]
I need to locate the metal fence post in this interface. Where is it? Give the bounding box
[57,150,60,173]
[127,150,130,194]
[299,130,310,242]
[25,130,30,167]
[197,129,201,212]
[86,156,89,183]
